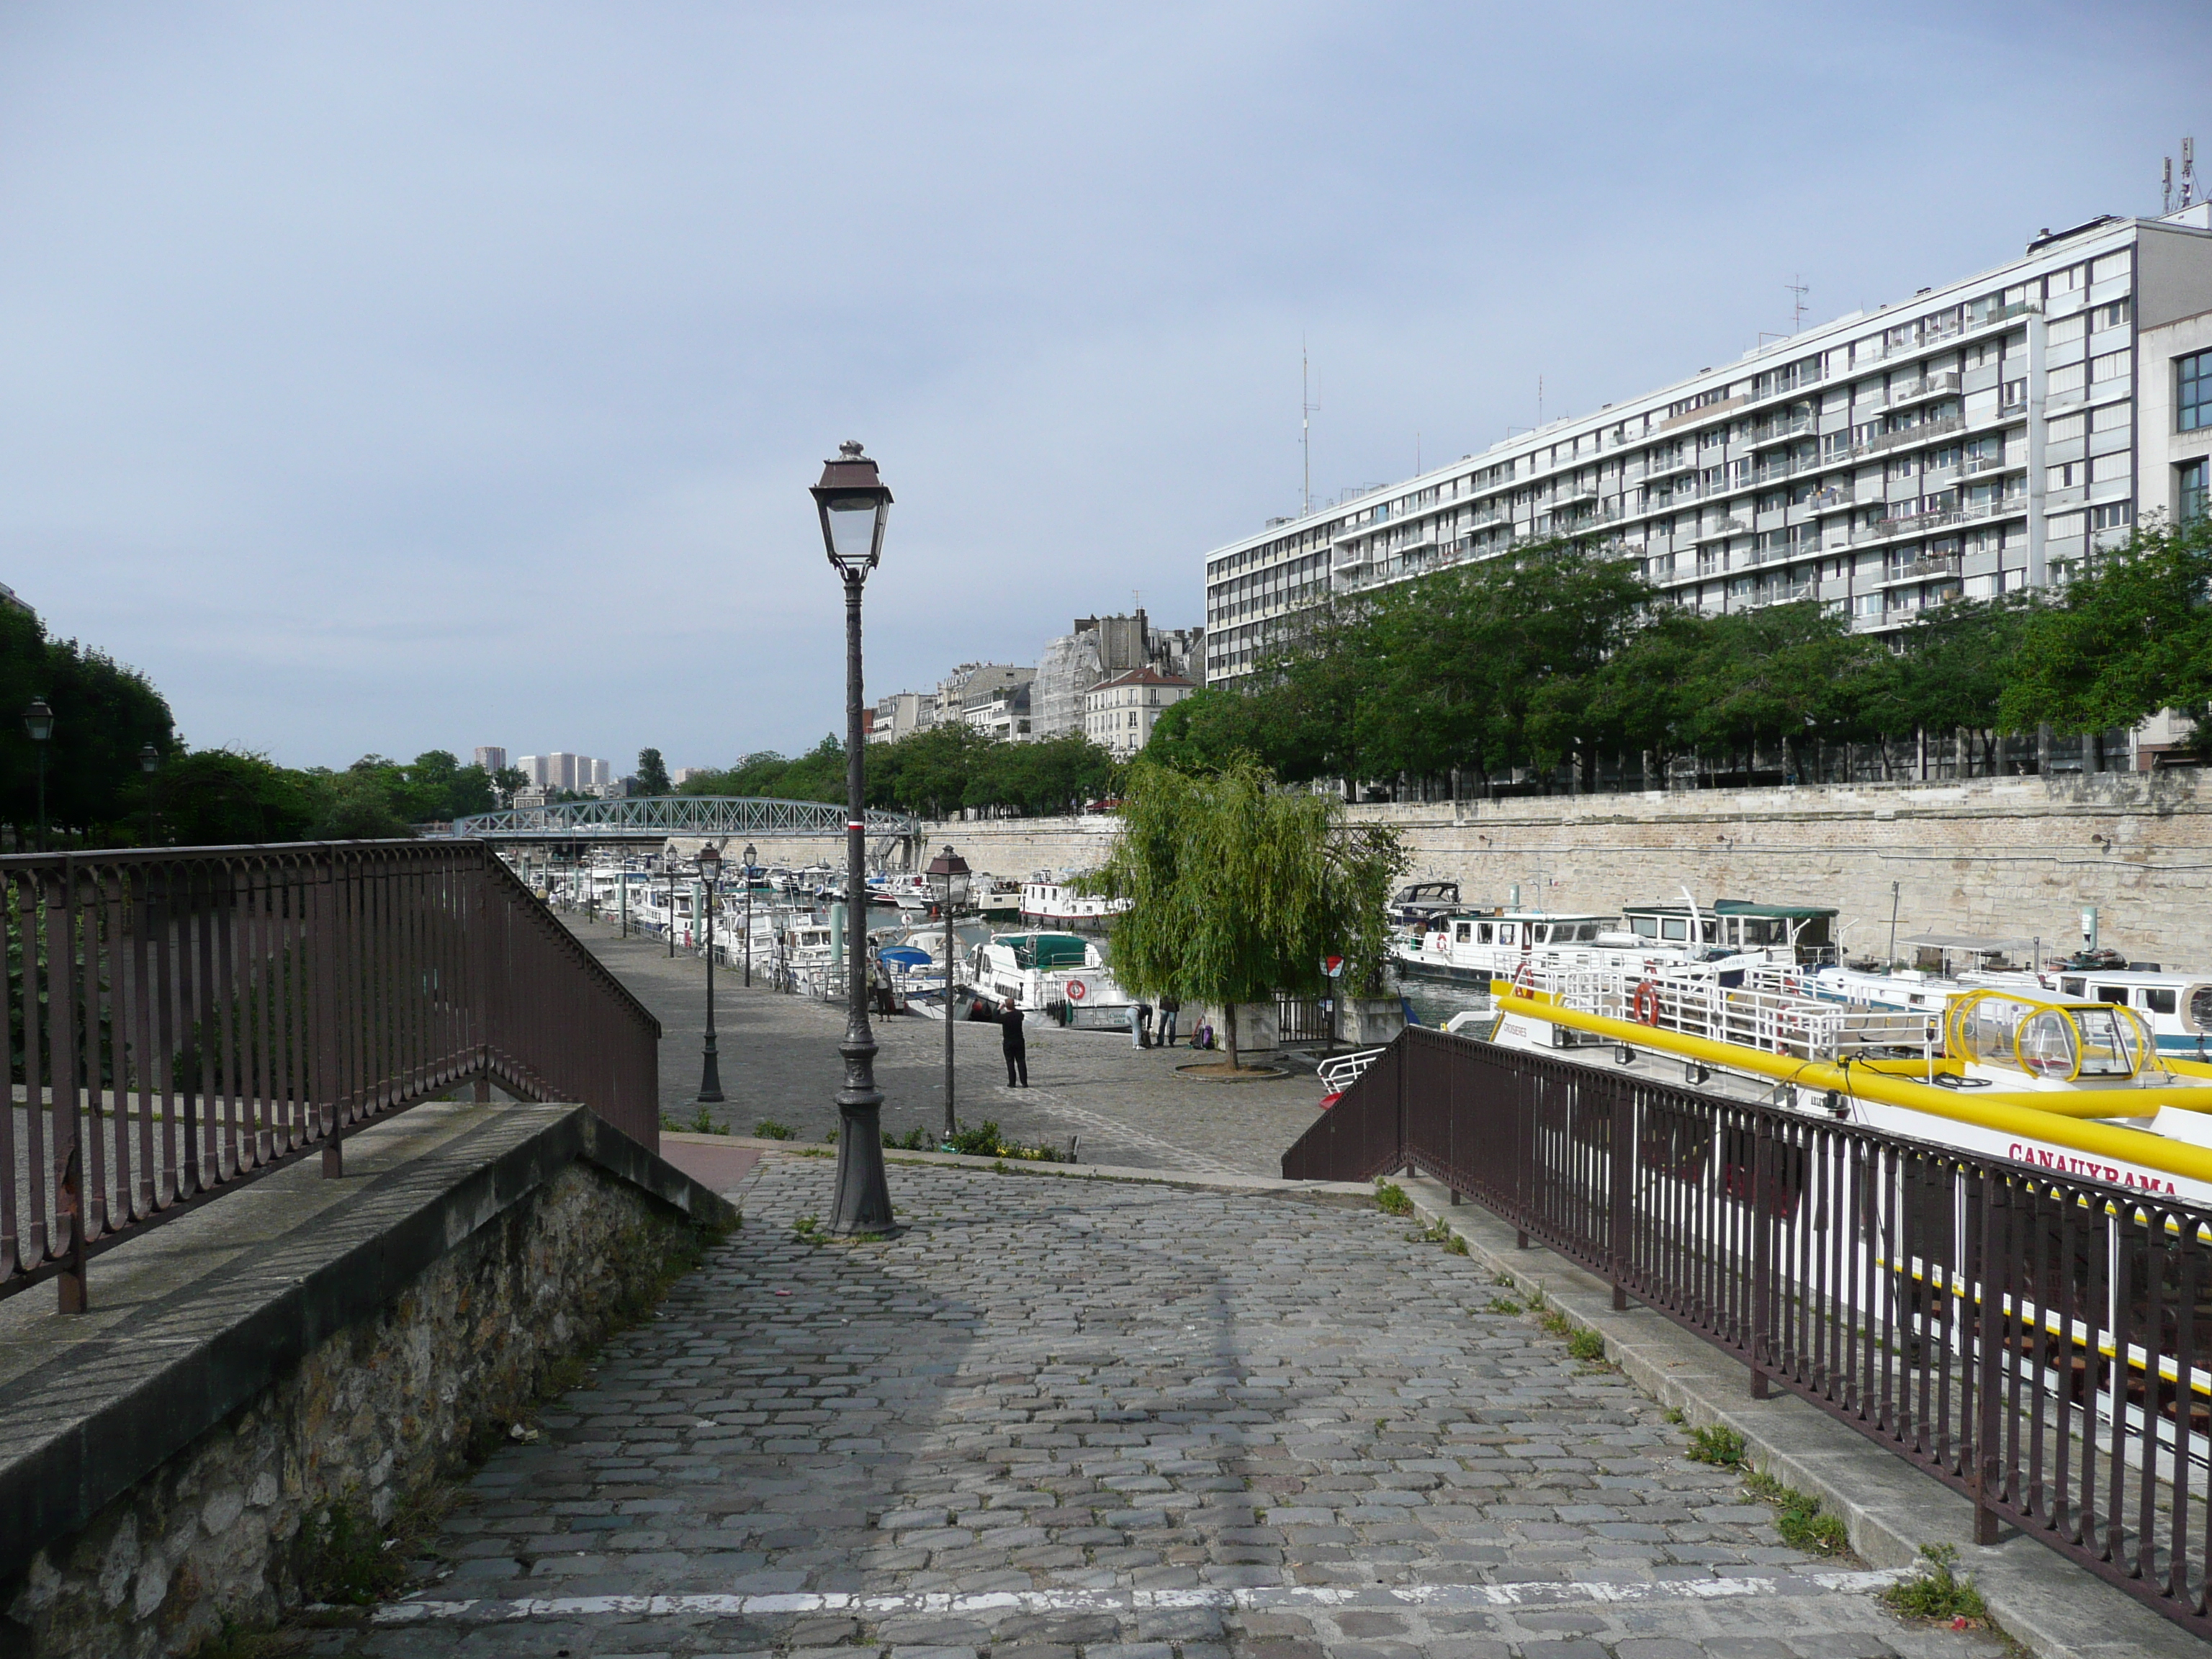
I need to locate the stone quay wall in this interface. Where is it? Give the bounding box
[1,1110,734,1659]
[850,771,2212,968]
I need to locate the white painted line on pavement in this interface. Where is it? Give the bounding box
[372,1569,1907,1624]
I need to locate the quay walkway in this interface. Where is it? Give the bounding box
[284,922,2044,1659]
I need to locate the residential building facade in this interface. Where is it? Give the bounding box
[473,746,507,773]
[1201,204,2212,683]
[1084,666,1195,758]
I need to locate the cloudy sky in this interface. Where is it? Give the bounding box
[2,2,2203,773]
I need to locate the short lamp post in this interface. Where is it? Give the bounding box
[813,441,896,1236]
[696,840,724,1105]
[925,843,969,1139]
[742,841,757,988]
[22,698,53,853]
[665,848,678,958]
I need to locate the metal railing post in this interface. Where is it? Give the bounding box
[1749,1112,1772,1399]
[1972,1166,2003,1545]
[1609,1076,1633,1312]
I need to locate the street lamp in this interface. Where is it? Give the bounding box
[696,840,724,1106]
[742,841,757,988]
[812,441,895,1236]
[925,843,969,1141]
[665,843,678,958]
[138,742,160,845]
[22,698,53,852]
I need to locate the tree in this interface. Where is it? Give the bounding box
[144,750,320,845]
[636,747,672,796]
[0,602,176,843]
[1086,759,1407,1068]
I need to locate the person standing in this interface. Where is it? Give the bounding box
[1159,996,1181,1047]
[999,997,1028,1088]
[1130,1001,1151,1049]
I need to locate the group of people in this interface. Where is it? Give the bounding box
[972,990,1218,1092]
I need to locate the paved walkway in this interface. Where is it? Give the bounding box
[325,1154,2000,1659]
[559,914,1327,1176]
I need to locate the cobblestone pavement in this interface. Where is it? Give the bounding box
[321,1156,2001,1659]
[559,913,1326,1176]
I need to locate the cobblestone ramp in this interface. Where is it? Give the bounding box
[335,1158,2005,1658]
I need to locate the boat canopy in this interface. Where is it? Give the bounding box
[998,932,1092,969]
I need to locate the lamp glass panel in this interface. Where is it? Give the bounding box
[822,498,881,567]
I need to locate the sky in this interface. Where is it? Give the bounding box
[1,1,2205,773]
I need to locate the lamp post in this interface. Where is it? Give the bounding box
[742,841,757,988]
[22,698,53,852]
[138,742,160,845]
[813,441,895,1236]
[926,843,969,1141]
[696,840,725,1105]
[665,845,678,958]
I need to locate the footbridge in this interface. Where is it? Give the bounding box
[441,795,922,856]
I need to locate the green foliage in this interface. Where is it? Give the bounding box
[1087,757,1406,1065]
[1485,1295,1524,1315]
[1882,1543,1989,1623]
[298,1499,410,1606]
[635,747,672,796]
[660,1105,728,1136]
[943,1118,1061,1160]
[1566,1328,1606,1362]
[1686,1424,1747,1467]
[751,1118,794,1140]
[882,1124,929,1150]
[0,601,176,844]
[1740,1468,1851,1555]
[1373,1178,1413,1215]
[1158,519,2212,789]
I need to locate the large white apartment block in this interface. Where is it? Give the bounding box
[1202,205,2212,683]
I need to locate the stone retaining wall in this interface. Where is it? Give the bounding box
[871,771,2211,968]
[0,1112,734,1659]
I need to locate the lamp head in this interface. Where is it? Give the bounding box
[139,742,160,774]
[743,842,757,866]
[22,698,53,744]
[811,441,891,580]
[925,842,970,878]
[696,841,723,884]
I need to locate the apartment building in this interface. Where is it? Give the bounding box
[1202,204,2212,683]
[473,746,507,773]
[1084,666,1195,758]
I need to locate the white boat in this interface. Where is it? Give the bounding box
[975,930,1130,1022]
[1020,874,1130,925]
[971,876,1023,918]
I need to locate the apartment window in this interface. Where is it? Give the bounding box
[2098,298,2130,329]
[2181,459,2210,523]
[2090,502,2131,531]
[2181,350,2212,431]
[2047,462,2080,490]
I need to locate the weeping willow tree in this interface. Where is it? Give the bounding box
[1085,758,1406,1069]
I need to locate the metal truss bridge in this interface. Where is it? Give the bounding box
[442,796,922,844]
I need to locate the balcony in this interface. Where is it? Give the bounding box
[1748,410,1816,448]
[1888,554,1963,581]
[1694,518,1748,544]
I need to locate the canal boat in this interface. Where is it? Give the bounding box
[976,930,1130,1022]
[1020,873,1130,925]
[1390,880,1464,928]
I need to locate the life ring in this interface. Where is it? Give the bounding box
[1632,979,1661,1026]
[1067,979,1087,1001]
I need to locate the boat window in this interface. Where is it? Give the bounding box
[1631,915,1659,938]
[1699,920,1717,943]
[2062,978,2085,997]
[2072,1005,2144,1076]
[1660,917,1688,941]
[1741,918,1786,945]
[2093,985,2129,1007]
[1455,922,1473,943]
[1500,925,1517,945]
[2143,988,2177,1015]
[2189,986,2212,1033]
[1578,922,1600,941]
[1532,925,1550,943]
[1476,923,1494,943]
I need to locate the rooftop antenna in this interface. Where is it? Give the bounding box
[1301,340,1319,515]
[1537,374,1544,425]
[2183,137,2198,210]
[1786,274,1809,334]
[2165,154,2175,215]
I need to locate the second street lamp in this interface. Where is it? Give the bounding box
[813,441,895,1236]
[22,698,53,853]
[925,843,969,1141]
[742,841,757,988]
[696,840,725,1106]
[138,742,160,845]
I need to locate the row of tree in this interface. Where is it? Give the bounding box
[678,724,1125,819]
[1150,519,2212,791]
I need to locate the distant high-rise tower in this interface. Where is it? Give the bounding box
[474,746,507,773]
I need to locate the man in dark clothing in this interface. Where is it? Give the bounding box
[999,998,1028,1088]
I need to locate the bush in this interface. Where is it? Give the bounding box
[883,1125,928,1150]
[1741,1469,1850,1555]
[752,1118,794,1140]
[1374,1179,1413,1215]
[943,1120,1061,1161]
[1567,1329,1606,1362]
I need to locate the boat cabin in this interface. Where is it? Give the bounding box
[1621,901,1838,963]
[1391,881,1463,923]
[1436,911,1616,950]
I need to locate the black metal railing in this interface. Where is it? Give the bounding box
[4,840,660,1310]
[1285,1025,2212,1638]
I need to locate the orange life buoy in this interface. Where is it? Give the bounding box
[1067,979,1087,1001]
[1632,979,1661,1026]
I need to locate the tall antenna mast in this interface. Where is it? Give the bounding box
[2183,137,2198,210]
[1786,275,1809,334]
[1301,341,1319,515]
[2165,155,2176,215]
